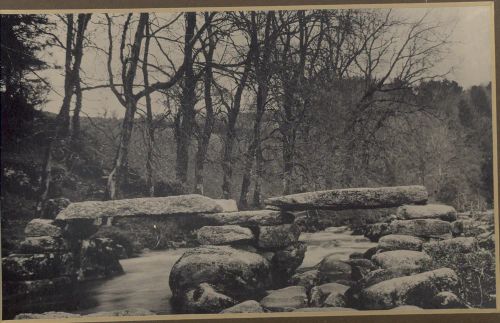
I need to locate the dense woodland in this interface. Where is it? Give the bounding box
[0,10,494,217]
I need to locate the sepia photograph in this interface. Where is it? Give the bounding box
[0,1,498,321]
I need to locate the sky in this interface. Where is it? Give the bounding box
[36,4,493,117]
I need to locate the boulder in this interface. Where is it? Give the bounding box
[264,185,428,211]
[214,199,238,212]
[345,268,410,308]
[3,276,74,300]
[260,286,308,311]
[196,225,254,245]
[14,308,155,320]
[318,256,352,282]
[14,312,81,320]
[363,246,379,260]
[257,224,300,250]
[371,250,431,274]
[20,236,69,253]
[56,194,224,221]
[289,270,323,291]
[422,237,477,258]
[2,253,75,281]
[377,235,423,252]
[396,204,457,222]
[349,252,365,259]
[202,210,294,226]
[77,238,124,281]
[364,223,391,242]
[169,246,271,301]
[431,291,467,309]
[270,242,307,286]
[345,259,376,270]
[86,308,155,317]
[310,283,349,307]
[182,283,236,313]
[346,259,376,281]
[24,219,63,237]
[389,305,423,310]
[42,198,71,219]
[390,219,452,239]
[220,300,265,313]
[323,291,348,307]
[359,268,459,309]
[292,307,357,312]
[358,268,408,288]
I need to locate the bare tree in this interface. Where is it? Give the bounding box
[54,14,74,138]
[219,51,253,199]
[104,13,149,200]
[71,14,93,143]
[104,12,216,199]
[36,13,91,216]
[174,13,197,186]
[142,18,155,197]
[193,13,216,195]
[239,11,277,209]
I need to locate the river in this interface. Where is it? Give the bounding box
[72,227,376,315]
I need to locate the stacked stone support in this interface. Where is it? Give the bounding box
[169,208,306,313]
[2,219,77,318]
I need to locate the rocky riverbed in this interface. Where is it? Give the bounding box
[39,227,376,316]
[7,191,496,319]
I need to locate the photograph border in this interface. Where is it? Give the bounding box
[0,1,499,322]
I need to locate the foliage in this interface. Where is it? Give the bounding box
[0,15,52,141]
[427,244,496,308]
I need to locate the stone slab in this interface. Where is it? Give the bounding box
[56,194,224,221]
[264,186,428,211]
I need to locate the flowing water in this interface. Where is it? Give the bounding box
[299,226,377,268]
[72,227,376,315]
[73,248,187,315]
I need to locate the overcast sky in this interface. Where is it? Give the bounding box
[37,4,493,117]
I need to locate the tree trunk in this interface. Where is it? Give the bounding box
[37,14,92,215]
[281,10,307,195]
[221,51,252,199]
[105,100,138,199]
[142,19,155,197]
[55,14,74,138]
[253,139,263,207]
[70,14,91,144]
[105,13,148,200]
[239,11,274,209]
[282,82,295,195]
[194,13,215,195]
[239,86,266,209]
[175,13,197,186]
[221,129,235,199]
[71,77,82,146]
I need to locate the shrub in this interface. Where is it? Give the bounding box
[427,244,496,308]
